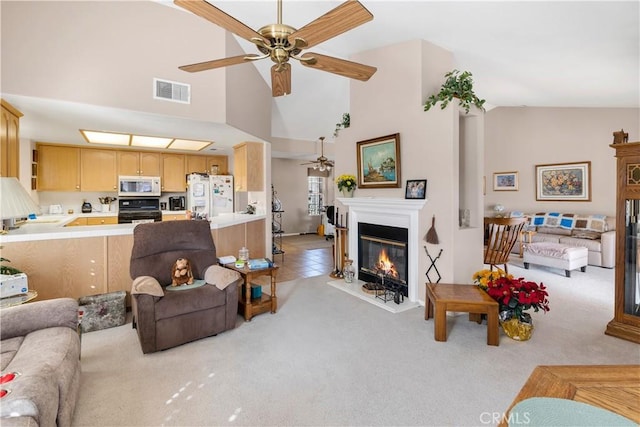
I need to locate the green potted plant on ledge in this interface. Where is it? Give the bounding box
[424,69,486,114]
[333,113,350,137]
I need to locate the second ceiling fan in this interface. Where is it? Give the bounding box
[301,137,334,171]
[174,0,377,97]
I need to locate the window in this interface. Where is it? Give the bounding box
[308,176,324,215]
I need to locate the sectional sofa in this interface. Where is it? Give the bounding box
[511,213,615,268]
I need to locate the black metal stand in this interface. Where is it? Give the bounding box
[424,246,443,283]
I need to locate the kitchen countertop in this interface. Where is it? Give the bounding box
[0,212,266,243]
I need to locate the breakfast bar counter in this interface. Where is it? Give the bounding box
[0,213,266,304]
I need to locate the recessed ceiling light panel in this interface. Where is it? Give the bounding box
[80,129,130,145]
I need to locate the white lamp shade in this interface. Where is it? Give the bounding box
[1,177,41,219]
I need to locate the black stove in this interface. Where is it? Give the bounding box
[118,198,162,224]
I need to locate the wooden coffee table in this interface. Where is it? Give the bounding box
[424,283,499,346]
[223,263,279,321]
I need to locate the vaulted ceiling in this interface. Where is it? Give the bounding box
[2,1,638,159]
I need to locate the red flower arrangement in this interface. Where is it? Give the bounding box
[473,269,550,322]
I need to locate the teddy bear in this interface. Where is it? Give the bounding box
[171,257,194,286]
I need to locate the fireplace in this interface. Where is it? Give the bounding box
[358,223,408,297]
[339,197,426,305]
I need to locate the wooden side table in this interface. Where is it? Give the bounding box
[425,283,499,346]
[223,263,278,321]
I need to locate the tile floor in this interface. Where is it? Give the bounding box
[254,234,334,285]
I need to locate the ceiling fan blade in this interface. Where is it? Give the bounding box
[174,0,267,44]
[271,63,291,97]
[289,0,373,49]
[179,54,261,73]
[300,52,376,81]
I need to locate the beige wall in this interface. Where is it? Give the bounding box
[271,158,329,235]
[485,107,640,218]
[1,1,228,122]
[339,39,485,292]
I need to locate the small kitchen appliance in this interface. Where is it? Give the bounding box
[169,196,185,211]
[118,176,161,197]
[81,201,92,213]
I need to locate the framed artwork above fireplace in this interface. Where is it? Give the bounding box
[356,133,401,189]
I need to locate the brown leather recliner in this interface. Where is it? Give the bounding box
[130,220,241,354]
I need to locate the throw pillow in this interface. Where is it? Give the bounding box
[533,213,546,226]
[559,213,577,230]
[544,212,561,227]
[571,230,602,240]
[575,215,607,232]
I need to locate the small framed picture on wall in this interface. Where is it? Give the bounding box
[493,171,518,191]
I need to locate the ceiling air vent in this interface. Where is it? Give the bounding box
[153,78,190,104]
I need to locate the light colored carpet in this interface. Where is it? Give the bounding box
[72,263,638,426]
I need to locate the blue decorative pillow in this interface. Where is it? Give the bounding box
[560,213,576,230]
[533,213,546,226]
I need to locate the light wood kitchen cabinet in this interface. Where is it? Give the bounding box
[87,216,118,225]
[117,151,161,177]
[1,99,22,178]
[211,218,265,258]
[185,154,229,175]
[1,237,108,301]
[161,153,186,192]
[162,213,187,221]
[37,144,81,191]
[65,218,88,227]
[207,155,229,175]
[233,142,264,191]
[185,154,208,174]
[81,148,118,191]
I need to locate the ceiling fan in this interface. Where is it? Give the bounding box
[301,137,333,171]
[174,0,377,97]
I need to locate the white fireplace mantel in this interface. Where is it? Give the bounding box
[338,197,426,303]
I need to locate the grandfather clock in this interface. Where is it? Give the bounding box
[606,141,640,343]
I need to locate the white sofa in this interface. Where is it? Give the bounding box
[511,213,615,269]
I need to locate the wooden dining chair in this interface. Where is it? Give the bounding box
[484,217,528,274]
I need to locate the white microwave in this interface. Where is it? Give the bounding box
[118,176,161,197]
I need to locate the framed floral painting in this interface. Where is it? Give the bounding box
[535,161,591,201]
[356,133,401,188]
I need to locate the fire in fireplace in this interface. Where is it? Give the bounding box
[358,222,408,297]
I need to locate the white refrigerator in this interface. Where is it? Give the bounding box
[187,173,235,219]
[209,175,234,216]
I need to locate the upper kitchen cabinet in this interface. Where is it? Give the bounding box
[1,99,23,178]
[118,151,161,177]
[207,155,229,175]
[161,153,186,192]
[185,154,208,174]
[37,144,81,191]
[185,154,229,175]
[233,142,264,191]
[81,148,118,191]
